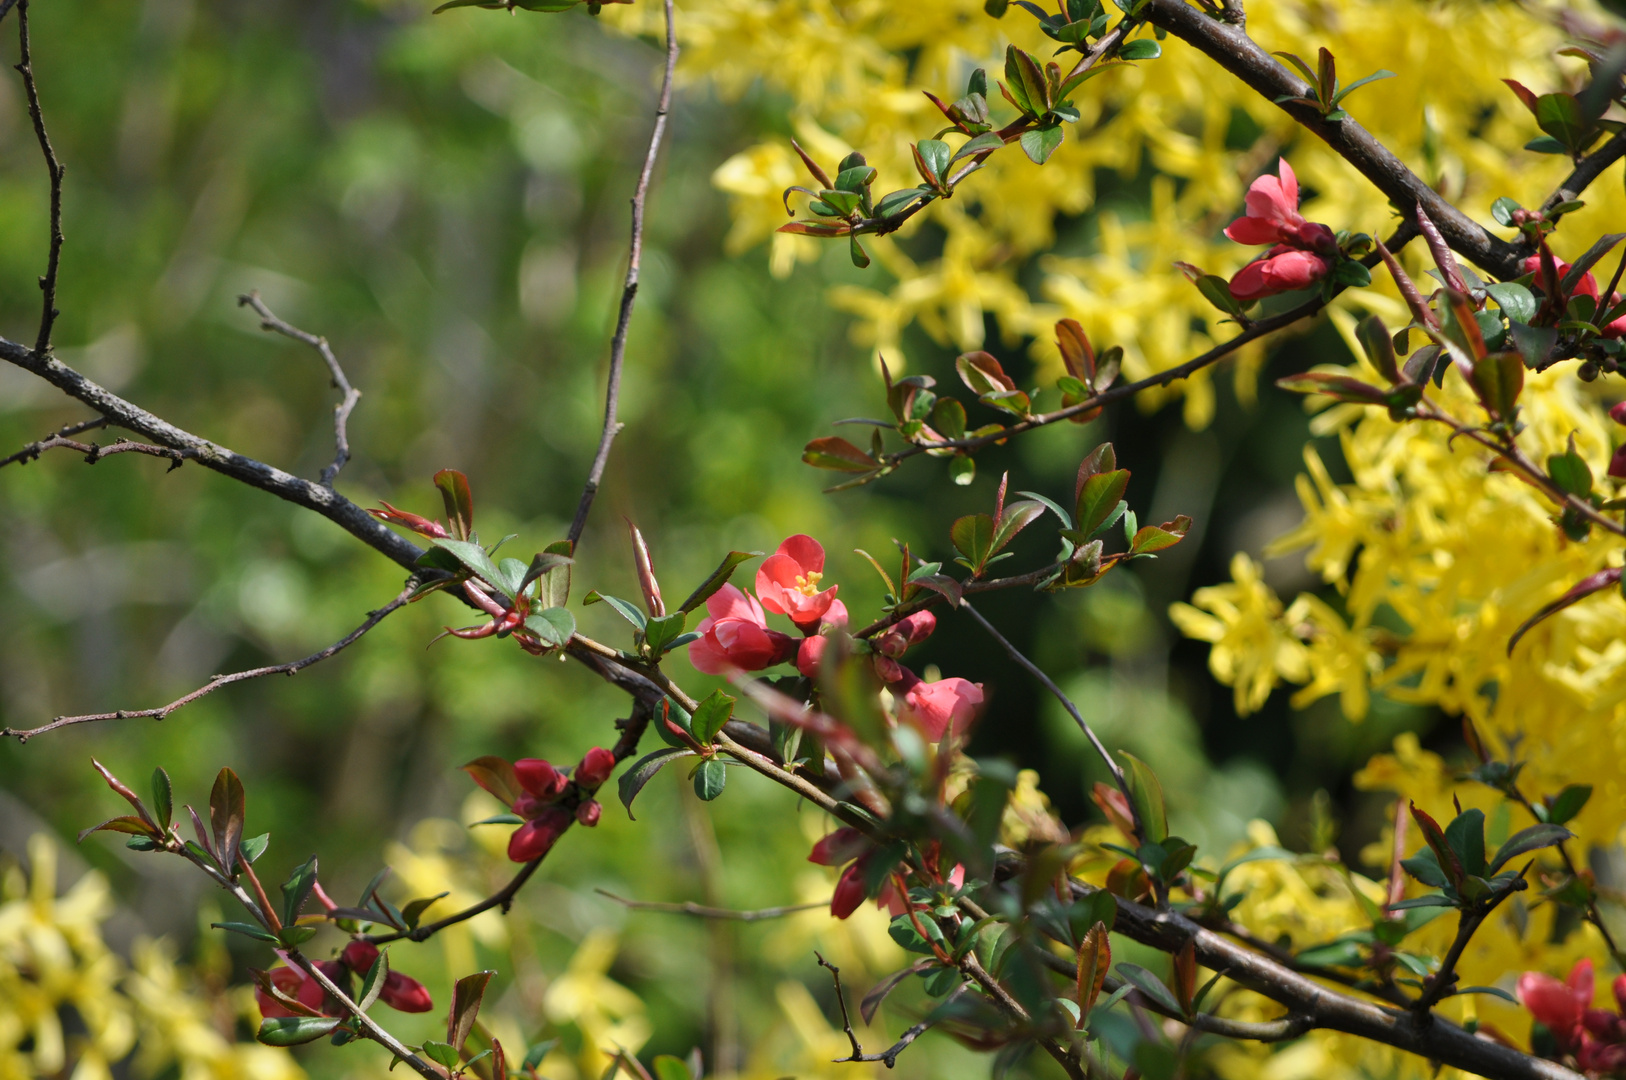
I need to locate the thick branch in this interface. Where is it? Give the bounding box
[238,292,361,487]
[0,338,430,572]
[15,0,64,354]
[2,585,415,742]
[1142,0,1521,279]
[566,0,678,545]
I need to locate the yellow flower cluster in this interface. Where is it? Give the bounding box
[607,0,1622,427]
[0,835,303,1080]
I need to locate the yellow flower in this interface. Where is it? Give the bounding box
[1170,554,1307,714]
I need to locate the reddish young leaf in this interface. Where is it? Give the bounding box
[956,351,1017,396]
[1055,318,1095,383]
[802,436,879,472]
[1409,802,1465,889]
[1508,567,1623,655]
[434,470,474,542]
[462,757,522,809]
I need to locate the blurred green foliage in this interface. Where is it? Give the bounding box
[0,1,1437,1076]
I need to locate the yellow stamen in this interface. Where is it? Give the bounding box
[794,570,823,597]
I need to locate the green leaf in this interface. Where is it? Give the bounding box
[1130,515,1192,556]
[402,892,448,929]
[434,469,474,541]
[1490,197,1523,227]
[1019,125,1064,165]
[956,351,1016,396]
[643,611,688,655]
[151,768,173,832]
[1444,809,1487,877]
[1489,823,1572,872]
[1014,490,1072,530]
[1389,894,1454,910]
[1276,372,1390,405]
[210,767,246,875]
[471,813,525,826]
[1119,753,1168,842]
[950,131,1004,165]
[618,748,693,819]
[990,501,1046,557]
[77,815,159,843]
[431,538,503,586]
[281,855,319,928]
[1329,68,1396,106]
[1545,784,1593,826]
[692,758,727,801]
[652,1055,694,1080]
[834,165,876,193]
[1534,93,1587,151]
[1456,985,1519,1003]
[421,1041,462,1068]
[1195,274,1247,319]
[1469,351,1524,419]
[951,514,997,571]
[520,549,573,601]
[915,139,951,184]
[850,235,871,269]
[1400,852,1448,889]
[211,920,281,943]
[690,690,736,744]
[277,925,317,946]
[1116,963,1182,1015]
[525,607,576,648]
[240,833,270,864]
[1547,445,1593,498]
[1525,135,1568,154]
[1075,470,1130,539]
[585,591,647,631]
[357,949,389,1013]
[1117,38,1160,60]
[257,1017,341,1047]
[1486,282,1537,324]
[949,455,976,485]
[1355,315,1400,383]
[930,398,967,441]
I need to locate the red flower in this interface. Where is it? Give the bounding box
[1520,959,1594,1049]
[756,535,840,630]
[338,941,435,1014]
[794,601,849,680]
[1525,255,1626,338]
[255,961,337,1019]
[896,674,984,741]
[689,584,797,674]
[1608,403,1626,479]
[508,806,573,862]
[1224,160,1338,303]
[576,747,616,788]
[1229,247,1333,302]
[808,827,870,867]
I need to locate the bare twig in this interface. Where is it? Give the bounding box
[238,292,361,487]
[597,889,827,921]
[0,433,190,469]
[959,599,1145,845]
[15,0,65,355]
[566,0,678,545]
[0,0,19,26]
[2,586,415,741]
[0,416,108,466]
[815,953,960,1068]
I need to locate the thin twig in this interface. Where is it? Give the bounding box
[16,0,65,355]
[3,586,415,741]
[290,949,441,1079]
[0,433,191,469]
[959,599,1146,847]
[0,416,108,467]
[238,292,361,487]
[566,0,678,545]
[816,953,960,1068]
[597,889,827,921]
[1411,873,1527,1013]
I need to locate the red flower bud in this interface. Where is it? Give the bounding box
[576,747,616,788]
[1519,960,1593,1049]
[797,634,828,679]
[576,799,602,827]
[507,807,572,862]
[1612,402,1626,426]
[367,501,450,540]
[830,861,869,920]
[514,758,567,801]
[255,964,332,1019]
[808,827,869,867]
[380,971,434,1013]
[341,940,380,974]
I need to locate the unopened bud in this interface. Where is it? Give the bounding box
[576,747,616,788]
[507,807,572,862]
[576,799,602,827]
[514,758,567,801]
[340,940,379,974]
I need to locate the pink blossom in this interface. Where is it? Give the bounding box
[794,601,850,679]
[897,675,984,741]
[1519,959,1594,1048]
[1523,255,1599,301]
[756,535,840,629]
[689,584,797,674]
[1224,159,1309,247]
[874,610,937,658]
[1229,247,1333,302]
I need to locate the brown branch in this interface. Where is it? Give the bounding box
[0,431,191,471]
[566,0,678,546]
[0,416,108,466]
[15,0,64,355]
[2,586,415,742]
[815,953,962,1068]
[362,700,653,945]
[1141,0,1521,279]
[238,292,361,487]
[596,889,827,921]
[1534,130,1626,223]
[1411,874,1526,1014]
[0,339,431,572]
